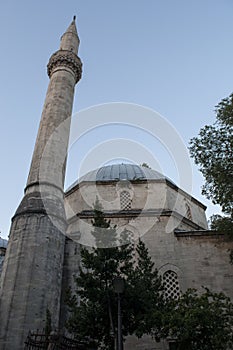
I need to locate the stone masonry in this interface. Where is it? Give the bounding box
[0,18,82,350]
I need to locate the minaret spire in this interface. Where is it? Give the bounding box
[0,19,82,350]
[60,16,80,53]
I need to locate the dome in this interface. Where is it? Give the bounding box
[66,163,174,192]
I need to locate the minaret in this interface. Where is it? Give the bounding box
[0,17,82,349]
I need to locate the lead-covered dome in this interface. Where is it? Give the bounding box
[66,163,174,192]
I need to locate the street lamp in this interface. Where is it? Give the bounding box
[113,277,124,350]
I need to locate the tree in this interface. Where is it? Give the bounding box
[65,199,164,349]
[189,93,233,241]
[124,239,164,339]
[158,288,233,350]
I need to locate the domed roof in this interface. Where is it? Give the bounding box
[67,163,172,192]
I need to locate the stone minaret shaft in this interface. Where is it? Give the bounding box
[0,18,82,350]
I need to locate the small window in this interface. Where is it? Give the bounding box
[120,191,131,210]
[163,270,180,300]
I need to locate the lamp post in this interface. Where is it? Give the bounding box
[113,277,124,350]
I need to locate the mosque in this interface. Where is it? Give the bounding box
[0,18,232,350]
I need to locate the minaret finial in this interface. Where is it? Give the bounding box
[59,17,80,54]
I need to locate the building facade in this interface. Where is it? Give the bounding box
[0,19,232,350]
[62,163,233,350]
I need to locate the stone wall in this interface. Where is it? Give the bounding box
[0,247,6,275]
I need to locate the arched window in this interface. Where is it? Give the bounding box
[120,191,131,210]
[163,270,180,300]
[185,203,192,220]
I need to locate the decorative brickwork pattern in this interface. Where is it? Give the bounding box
[120,191,131,210]
[163,270,180,300]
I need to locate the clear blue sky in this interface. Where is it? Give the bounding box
[1,0,232,238]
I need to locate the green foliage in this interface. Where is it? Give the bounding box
[126,239,164,338]
[189,94,233,215]
[210,214,233,237]
[91,196,118,248]
[189,93,233,246]
[159,288,233,350]
[210,214,233,263]
[65,199,163,349]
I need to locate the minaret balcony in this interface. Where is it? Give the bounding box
[47,50,82,83]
